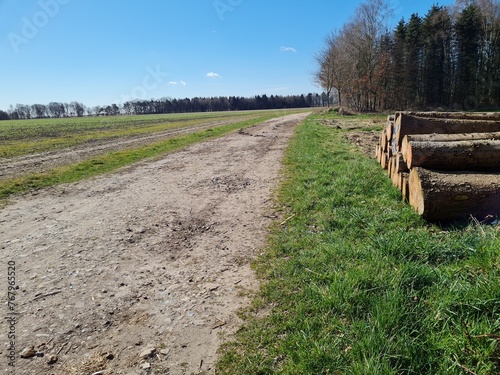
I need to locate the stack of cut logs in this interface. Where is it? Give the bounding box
[376,112,500,222]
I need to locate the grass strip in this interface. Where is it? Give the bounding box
[0,115,256,158]
[0,115,279,201]
[0,111,257,141]
[216,114,500,374]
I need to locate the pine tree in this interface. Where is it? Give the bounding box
[405,14,424,108]
[422,5,453,108]
[392,18,407,109]
[454,3,483,109]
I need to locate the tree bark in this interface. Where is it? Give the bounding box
[403,111,500,121]
[391,170,404,189]
[395,152,409,173]
[409,167,500,221]
[375,145,381,162]
[380,131,388,152]
[380,152,388,169]
[387,156,394,176]
[394,113,500,149]
[385,120,393,141]
[401,174,410,202]
[403,132,500,144]
[401,132,500,158]
[404,139,500,170]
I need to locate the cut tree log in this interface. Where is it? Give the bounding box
[402,132,500,145]
[391,114,402,155]
[385,121,393,141]
[403,139,500,170]
[375,145,381,162]
[394,113,500,150]
[388,156,394,177]
[380,131,388,152]
[403,112,500,121]
[391,168,398,187]
[395,153,409,173]
[409,167,500,221]
[400,132,500,159]
[391,170,404,189]
[401,173,410,201]
[380,152,388,169]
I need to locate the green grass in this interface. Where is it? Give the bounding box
[216,114,500,374]
[0,111,257,140]
[0,111,265,158]
[0,113,291,200]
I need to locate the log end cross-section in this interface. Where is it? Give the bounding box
[409,167,500,221]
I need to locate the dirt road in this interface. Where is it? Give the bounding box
[0,113,309,375]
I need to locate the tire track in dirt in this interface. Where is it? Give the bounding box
[0,113,310,374]
[0,116,256,179]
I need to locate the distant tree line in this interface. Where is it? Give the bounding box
[315,0,500,112]
[0,94,326,120]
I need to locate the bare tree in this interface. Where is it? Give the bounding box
[14,104,32,119]
[31,104,47,118]
[48,102,65,118]
[314,37,336,106]
[68,101,85,117]
[315,0,393,112]
[349,0,393,111]
[315,32,348,107]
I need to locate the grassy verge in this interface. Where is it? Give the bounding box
[0,111,260,141]
[0,118,221,158]
[216,114,500,374]
[0,114,281,201]
[0,113,259,158]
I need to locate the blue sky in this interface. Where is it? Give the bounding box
[0,0,456,111]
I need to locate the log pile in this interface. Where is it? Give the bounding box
[376,112,500,222]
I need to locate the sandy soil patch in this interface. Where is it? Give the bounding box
[0,113,310,375]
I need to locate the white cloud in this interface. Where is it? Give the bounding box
[206,72,221,78]
[280,46,297,53]
[168,81,187,86]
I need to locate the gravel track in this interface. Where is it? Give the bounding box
[0,113,310,375]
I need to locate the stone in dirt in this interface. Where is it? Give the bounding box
[46,354,58,365]
[20,346,36,359]
[141,362,152,370]
[205,283,220,291]
[160,348,170,355]
[139,347,156,359]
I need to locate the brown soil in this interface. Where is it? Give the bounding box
[0,117,253,179]
[346,131,380,157]
[0,113,310,375]
[319,116,381,157]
